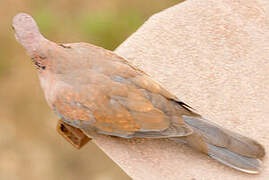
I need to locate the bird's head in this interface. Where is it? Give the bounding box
[12,13,89,75]
[12,13,45,55]
[12,13,57,73]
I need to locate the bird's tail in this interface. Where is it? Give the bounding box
[171,115,265,174]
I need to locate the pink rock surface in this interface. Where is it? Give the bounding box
[106,0,268,179]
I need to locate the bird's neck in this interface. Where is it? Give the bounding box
[38,71,58,108]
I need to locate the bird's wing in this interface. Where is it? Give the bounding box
[53,43,193,138]
[53,79,193,138]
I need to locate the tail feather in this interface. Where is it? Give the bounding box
[182,115,265,158]
[172,115,265,174]
[208,143,262,174]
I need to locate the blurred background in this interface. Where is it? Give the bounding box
[0,0,184,180]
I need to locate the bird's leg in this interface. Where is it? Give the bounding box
[56,119,91,149]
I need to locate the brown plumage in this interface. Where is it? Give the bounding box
[13,13,265,174]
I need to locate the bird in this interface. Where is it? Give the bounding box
[12,12,265,174]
